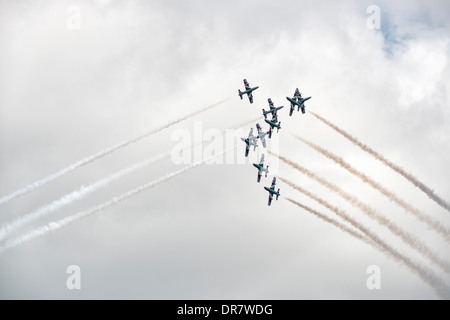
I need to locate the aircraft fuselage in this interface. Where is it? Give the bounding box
[264,186,279,196]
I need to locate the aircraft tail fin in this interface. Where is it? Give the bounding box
[238,89,243,99]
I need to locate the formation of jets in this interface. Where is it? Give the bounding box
[238,79,312,206]
[263,98,282,138]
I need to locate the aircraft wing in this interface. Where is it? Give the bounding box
[252,140,258,151]
[260,154,265,164]
[271,177,276,187]
[261,136,266,148]
[257,172,262,183]
[245,145,250,157]
[287,96,297,108]
[248,92,253,104]
[244,79,250,90]
[268,194,273,206]
[248,127,254,138]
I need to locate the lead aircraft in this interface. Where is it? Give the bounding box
[238,79,259,103]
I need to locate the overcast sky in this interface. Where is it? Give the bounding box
[0,0,449,299]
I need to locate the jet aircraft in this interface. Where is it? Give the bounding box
[264,114,281,138]
[238,79,259,104]
[264,177,280,206]
[262,98,284,119]
[255,123,270,148]
[252,154,269,183]
[241,128,258,157]
[287,88,311,115]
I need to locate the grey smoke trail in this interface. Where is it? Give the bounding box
[0,99,229,205]
[285,197,368,243]
[310,111,450,214]
[294,135,450,242]
[0,145,236,255]
[273,152,450,275]
[0,116,257,240]
[281,179,450,299]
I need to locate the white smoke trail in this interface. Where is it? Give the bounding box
[0,145,236,255]
[0,116,258,241]
[282,179,450,299]
[310,111,450,214]
[274,152,450,275]
[294,135,450,242]
[0,153,169,241]
[0,99,229,205]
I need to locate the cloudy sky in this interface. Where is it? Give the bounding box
[0,0,449,299]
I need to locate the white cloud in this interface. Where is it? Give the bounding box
[0,0,449,299]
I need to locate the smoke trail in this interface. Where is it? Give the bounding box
[285,197,368,243]
[0,116,257,240]
[273,152,450,275]
[0,153,169,241]
[294,135,450,242]
[310,111,450,214]
[0,146,236,255]
[0,99,229,205]
[232,116,262,130]
[282,180,450,299]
